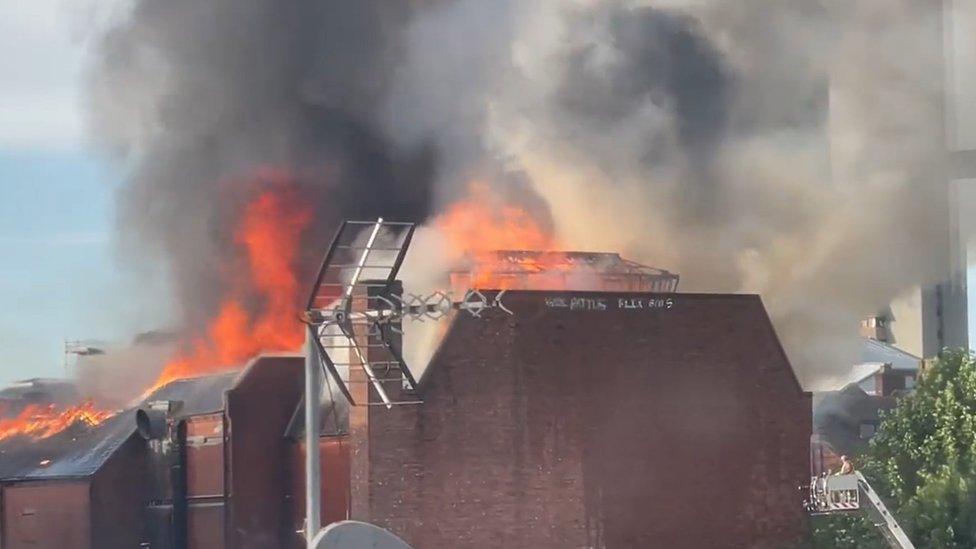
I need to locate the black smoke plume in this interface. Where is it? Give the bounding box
[88,0,438,331]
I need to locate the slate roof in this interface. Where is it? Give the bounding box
[0,369,243,481]
[860,338,922,371]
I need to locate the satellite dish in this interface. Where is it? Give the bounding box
[311,521,413,549]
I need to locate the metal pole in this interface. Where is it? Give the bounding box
[343,217,384,301]
[305,325,323,546]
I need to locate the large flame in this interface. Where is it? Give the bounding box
[0,401,114,441]
[437,182,556,255]
[0,174,312,443]
[146,178,312,395]
[435,183,578,290]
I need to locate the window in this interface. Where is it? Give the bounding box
[859,422,878,439]
[905,375,917,390]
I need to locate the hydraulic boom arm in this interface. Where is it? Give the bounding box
[855,472,915,549]
[806,472,915,549]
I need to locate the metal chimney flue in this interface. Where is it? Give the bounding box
[137,400,182,440]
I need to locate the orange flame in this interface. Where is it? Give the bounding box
[0,173,313,443]
[436,183,575,290]
[146,179,312,394]
[437,183,556,256]
[0,401,114,441]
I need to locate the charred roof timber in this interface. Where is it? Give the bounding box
[450,250,680,293]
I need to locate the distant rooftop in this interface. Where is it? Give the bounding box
[860,338,922,371]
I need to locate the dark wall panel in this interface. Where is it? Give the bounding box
[2,481,91,549]
[286,436,352,547]
[188,503,225,549]
[226,356,303,549]
[91,434,148,549]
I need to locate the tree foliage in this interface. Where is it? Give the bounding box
[813,349,976,548]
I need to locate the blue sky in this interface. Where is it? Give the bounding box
[0,151,120,383]
[0,0,168,385]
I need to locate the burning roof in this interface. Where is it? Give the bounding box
[450,250,680,293]
[0,410,136,481]
[0,353,307,482]
[0,367,241,481]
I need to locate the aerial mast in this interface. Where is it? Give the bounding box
[300,218,510,546]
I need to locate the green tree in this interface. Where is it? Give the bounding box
[812,349,976,548]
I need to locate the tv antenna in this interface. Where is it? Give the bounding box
[300,218,511,546]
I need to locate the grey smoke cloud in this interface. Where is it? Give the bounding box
[480,0,947,387]
[87,0,949,388]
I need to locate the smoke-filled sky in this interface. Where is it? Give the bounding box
[4,0,976,388]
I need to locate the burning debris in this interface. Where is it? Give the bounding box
[0,401,114,442]
[450,251,680,294]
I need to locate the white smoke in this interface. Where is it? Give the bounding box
[393,0,949,388]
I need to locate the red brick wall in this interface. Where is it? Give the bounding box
[357,292,812,548]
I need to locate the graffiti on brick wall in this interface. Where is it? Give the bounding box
[544,296,675,311]
[618,297,675,310]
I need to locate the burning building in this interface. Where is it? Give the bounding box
[0,216,812,549]
[449,250,680,294]
[0,355,349,549]
[31,0,950,543]
[302,221,813,548]
[0,408,144,548]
